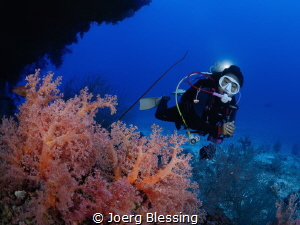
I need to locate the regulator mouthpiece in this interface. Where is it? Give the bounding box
[213,92,232,103]
[221,93,232,103]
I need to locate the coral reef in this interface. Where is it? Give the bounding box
[192,137,300,225]
[0,70,202,224]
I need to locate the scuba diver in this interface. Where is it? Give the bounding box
[154,65,244,159]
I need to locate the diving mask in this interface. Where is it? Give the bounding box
[219,75,240,95]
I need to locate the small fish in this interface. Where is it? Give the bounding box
[171,89,186,96]
[12,85,29,97]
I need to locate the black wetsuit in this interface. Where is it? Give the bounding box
[155,77,238,143]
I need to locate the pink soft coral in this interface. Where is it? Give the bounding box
[108,121,202,216]
[0,70,203,224]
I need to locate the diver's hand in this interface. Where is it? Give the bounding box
[221,121,235,137]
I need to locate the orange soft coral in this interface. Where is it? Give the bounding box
[108,122,203,217]
[0,70,204,224]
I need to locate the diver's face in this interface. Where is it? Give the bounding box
[218,73,240,97]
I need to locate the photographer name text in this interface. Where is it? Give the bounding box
[93,212,199,224]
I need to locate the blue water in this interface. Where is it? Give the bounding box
[42,0,300,150]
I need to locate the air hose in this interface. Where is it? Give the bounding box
[175,72,212,143]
